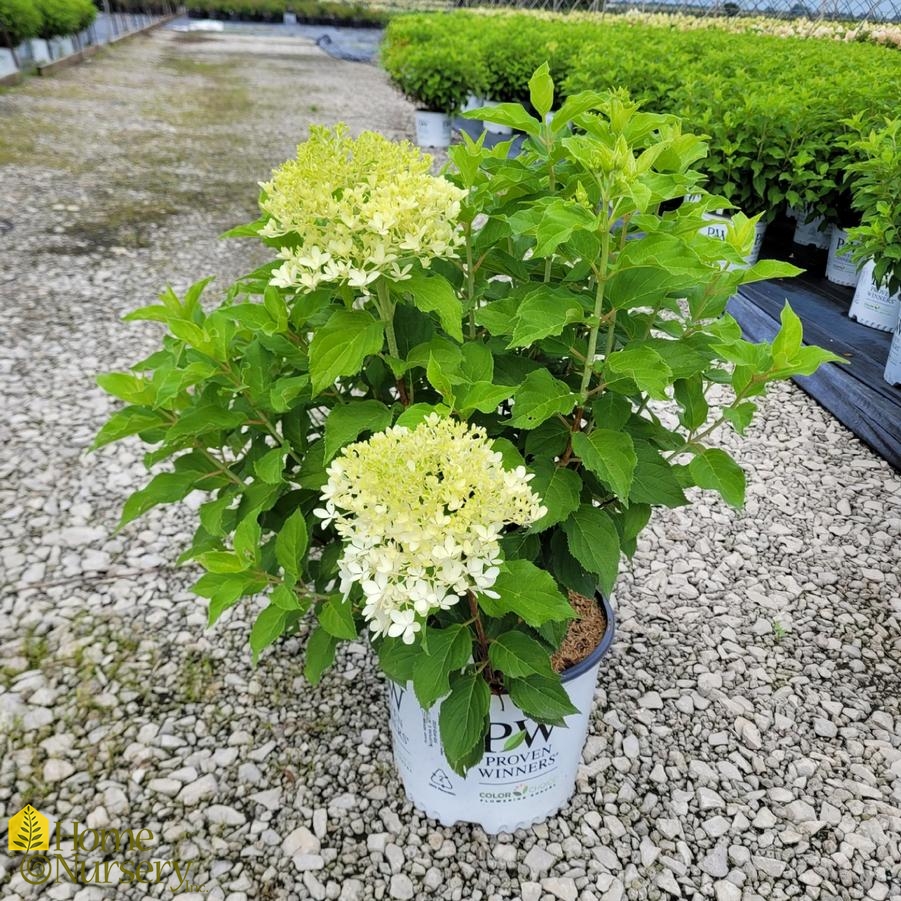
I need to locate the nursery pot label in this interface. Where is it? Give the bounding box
[849,261,901,333]
[793,212,831,250]
[826,228,859,287]
[386,660,603,833]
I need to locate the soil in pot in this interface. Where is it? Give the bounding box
[552,590,607,672]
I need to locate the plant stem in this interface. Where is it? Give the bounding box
[376,279,410,406]
[467,590,497,687]
[580,222,611,401]
[466,224,477,338]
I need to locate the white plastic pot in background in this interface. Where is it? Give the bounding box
[0,49,17,79]
[414,111,452,148]
[848,261,901,333]
[283,11,297,24]
[885,317,901,386]
[49,36,75,59]
[700,214,767,268]
[793,209,832,250]
[387,595,616,833]
[826,227,859,287]
[29,39,51,64]
[461,93,483,113]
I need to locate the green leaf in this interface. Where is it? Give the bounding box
[673,377,708,431]
[771,302,803,366]
[604,347,672,400]
[689,448,746,508]
[723,401,757,435]
[96,372,156,405]
[528,61,554,119]
[528,461,582,532]
[491,437,525,470]
[119,471,203,527]
[318,595,358,640]
[629,441,688,508]
[271,584,302,611]
[503,730,527,751]
[591,393,632,430]
[165,405,246,441]
[194,571,266,626]
[377,638,420,684]
[509,369,578,430]
[275,509,308,583]
[255,446,288,485]
[323,401,393,462]
[489,629,556,679]
[571,430,636,500]
[304,626,339,684]
[197,551,247,574]
[426,352,458,407]
[395,403,450,429]
[456,381,514,415]
[562,505,621,597]
[91,407,168,451]
[308,309,384,394]
[480,560,573,627]
[413,624,473,709]
[233,511,262,565]
[508,287,585,348]
[507,674,578,727]
[467,101,541,137]
[438,672,491,776]
[250,604,287,663]
[400,271,463,342]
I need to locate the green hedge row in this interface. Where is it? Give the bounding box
[185,0,388,27]
[1,0,95,47]
[382,11,901,229]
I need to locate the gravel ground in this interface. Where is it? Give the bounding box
[1,28,901,901]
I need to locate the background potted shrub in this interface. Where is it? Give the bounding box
[0,0,41,70]
[383,41,478,148]
[844,118,901,334]
[96,69,841,831]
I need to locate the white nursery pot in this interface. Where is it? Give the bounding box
[387,595,616,833]
[848,261,901,333]
[793,209,832,250]
[885,317,901,387]
[461,93,483,113]
[826,227,859,287]
[484,121,513,136]
[283,11,297,24]
[414,111,452,148]
[29,39,51,64]
[0,49,17,79]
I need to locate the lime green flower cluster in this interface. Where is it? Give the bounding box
[260,125,466,292]
[315,415,546,644]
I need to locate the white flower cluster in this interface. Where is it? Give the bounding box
[314,415,547,644]
[258,125,466,293]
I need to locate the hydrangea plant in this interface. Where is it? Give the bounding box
[95,66,840,773]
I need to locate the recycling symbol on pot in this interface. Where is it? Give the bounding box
[429,770,454,795]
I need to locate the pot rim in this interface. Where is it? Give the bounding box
[559,591,615,684]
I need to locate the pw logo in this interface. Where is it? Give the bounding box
[8,805,49,853]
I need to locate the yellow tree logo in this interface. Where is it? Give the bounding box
[8,806,49,853]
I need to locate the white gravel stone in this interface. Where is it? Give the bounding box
[714,880,742,901]
[388,874,414,900]
[283,826,320,857]
[524,845,557,876]
[542,877,578,901]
